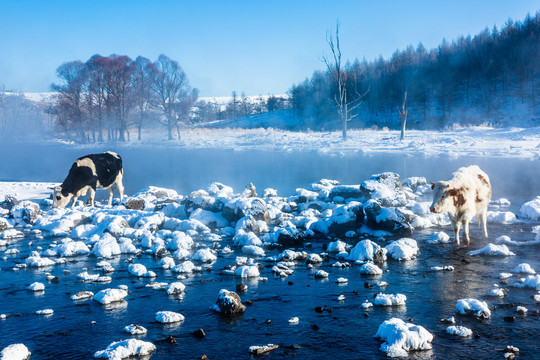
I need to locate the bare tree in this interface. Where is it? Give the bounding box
[148,54,193,140]
[322,22,368,140]
[132,56,153,141]
[174,88,198,139]
[51,61,88,143]
[86,54,110,142]
[104,55,135,142]
[398,91,408,141]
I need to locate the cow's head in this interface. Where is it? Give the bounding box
[430,181,459,213]
[53,186,72,208]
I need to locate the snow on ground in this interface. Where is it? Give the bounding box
[34,126,540,159]
[0,182,58,202]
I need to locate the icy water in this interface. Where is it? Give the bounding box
[0,143,539,359]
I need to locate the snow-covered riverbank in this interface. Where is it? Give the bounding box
[52,126,540,159]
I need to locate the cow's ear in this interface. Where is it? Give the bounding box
[448,188,458,196]
[430,182,435,190]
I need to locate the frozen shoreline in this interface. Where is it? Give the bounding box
[36,126,540,159]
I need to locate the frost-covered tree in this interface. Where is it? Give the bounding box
[86,54,109,142]
[51,61,88,142]
[104,54,136,142]
[132,56,153,141]
[148,54,195,140]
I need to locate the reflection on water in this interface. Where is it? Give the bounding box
[4,231,536,359]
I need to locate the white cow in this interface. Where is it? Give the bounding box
[430,165,491,246]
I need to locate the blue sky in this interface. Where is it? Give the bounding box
[0,0,538,97]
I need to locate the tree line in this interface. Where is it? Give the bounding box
[52,53,290,143]
[290,12,540,130]
[53,54,197,142]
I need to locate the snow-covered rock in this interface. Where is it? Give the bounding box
[211,289,246,315]
[346,239,387,263]
[364,200,413,235]
[93,339,155,359]
[360,262,383,275]
[467,243,515,257]
[384,238,419,261]
[36,309,53,316]
[93,233,121,258]
[235,265,260,278]
[172,260,199,274]
[519,197,540,220]
[0,343,31,360]
[427,231,451,244]
[512,263,536,274]
[487,211,517,224]
[192,248,217,262]
[374,293,407,306]
[123,324,147,335]
[25,253,55,267]
[314,269,329,278]
[27,282,45,291]
[71,291,94,301]
[166,282,185,295]
[456,298,491,318]
[361,172,407,207]
[242,245,265,257]
[374,318,433,358]
[155,311,185,323]
[0,228,24,240]
[327,240,347,253]
[233,231,262,247]
[93,288,128,305]
[128,264,155,277]
[446,325,472,337]
[513,275,540,290]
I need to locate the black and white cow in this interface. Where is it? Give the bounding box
[53,151,124,208]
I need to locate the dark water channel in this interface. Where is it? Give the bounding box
[0,143,539,359]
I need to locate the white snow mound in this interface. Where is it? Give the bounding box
[93,339,155,359]
[374,318,433,358]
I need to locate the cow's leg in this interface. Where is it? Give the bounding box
[87,187,96,207]
[480,210,488,238]
[451,218,461,245]
[463,218,470,246]
[71,195,79,208]
[115,173,124,202]
[107,186,114,206]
